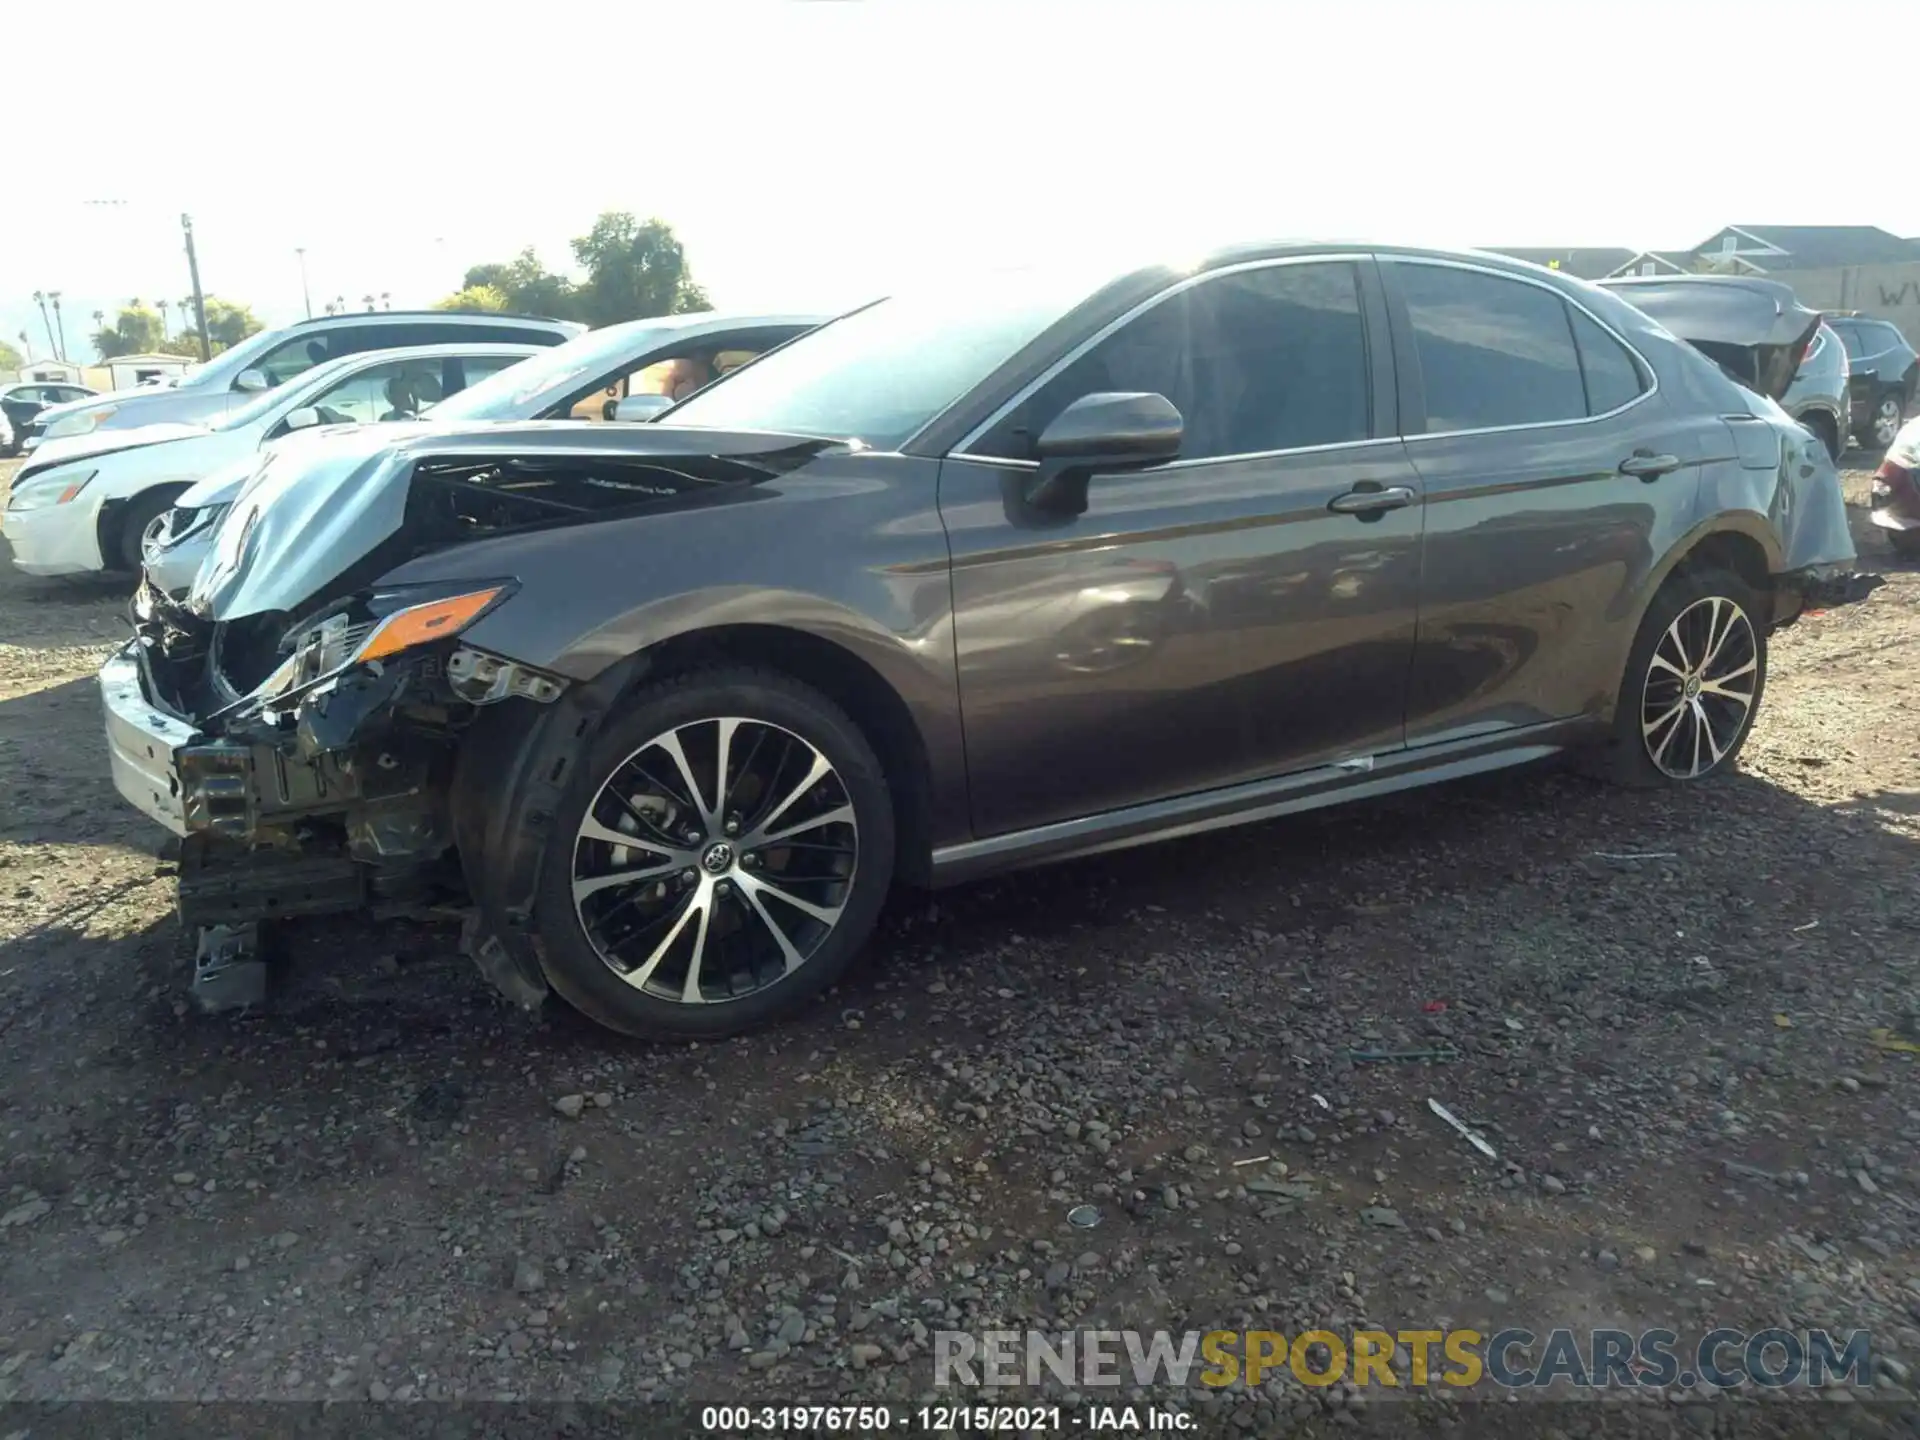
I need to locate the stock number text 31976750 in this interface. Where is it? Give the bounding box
[700,1405,1071,1430]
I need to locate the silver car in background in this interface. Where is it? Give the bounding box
[1600,275,1850,461]
[140,311,824,594]
[29,310,581,447]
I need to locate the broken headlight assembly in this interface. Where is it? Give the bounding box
[233,581,520,717]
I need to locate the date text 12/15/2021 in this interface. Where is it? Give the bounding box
[699,1405,1191,1431]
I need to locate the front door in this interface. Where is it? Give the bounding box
[938,257,1425,838]
[1380,258,1724,745]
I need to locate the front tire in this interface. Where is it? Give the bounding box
[112,488,181,573]
[1603,566,1767,788]
[531,666,896,1041]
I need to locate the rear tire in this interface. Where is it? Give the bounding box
[1870,392,1905,450]
[531,665,896,1041]
[1601,566,1767,789]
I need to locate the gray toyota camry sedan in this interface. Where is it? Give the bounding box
[101,242,1868,1040]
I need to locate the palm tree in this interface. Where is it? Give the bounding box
[30,291,54,357]
[157,300,171,338]
[48,292,67,362]
[361,293,376,312]
[380,292,391,311]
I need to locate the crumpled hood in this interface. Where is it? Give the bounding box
[22,420,212,476]
[189,421,837,621]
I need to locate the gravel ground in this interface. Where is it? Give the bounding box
[2,453,1919,1435]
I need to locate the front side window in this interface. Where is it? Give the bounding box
[973,262,1371,462]
[299,357,450,427]
[247,332,336,388]
[1396,265,1586,433]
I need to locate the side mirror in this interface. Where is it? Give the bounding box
[611,394,674,424]
[234,368,271,393]
[282,406,320,432]
[1027,392,1182,515]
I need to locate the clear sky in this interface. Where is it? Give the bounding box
[7,0,1916,363]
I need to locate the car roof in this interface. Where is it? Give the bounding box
[287,309,578,329]
[584,311,832,340]
[285,342,544,386]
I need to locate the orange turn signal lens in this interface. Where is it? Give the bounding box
[355,587,504,664]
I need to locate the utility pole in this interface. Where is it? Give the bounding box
[295,247,312,318]
[48,292,67,362]
[181,213,210,362]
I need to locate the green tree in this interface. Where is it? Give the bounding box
[461,247,579,320]
[92,302,166,360]
[0,338,25,372]
[433,283,511,313]
[570,213,710,326]
[163,296,264,359]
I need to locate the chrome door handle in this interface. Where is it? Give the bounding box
[1619,451,1682,480]
[1328,485,1416,515]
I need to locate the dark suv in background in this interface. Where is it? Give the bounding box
[1829,315,1919,449]
[2,381,95,455]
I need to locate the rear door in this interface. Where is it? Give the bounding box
[940,256,1424,837]
[1382,259,1716,745]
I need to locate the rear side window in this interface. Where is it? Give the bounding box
[1569,307,1649,415]
[1395,264,1586,433]
[1864,322,1908,354]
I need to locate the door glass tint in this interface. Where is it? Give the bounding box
[250,333,336,387]
[1863,323,1904,356]
[1568,308,1648,415]
[455,355,527,390]
[976,262,1370,462]
[305,357,448,426]
[1396,265,1586,432]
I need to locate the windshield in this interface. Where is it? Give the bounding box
[207,353,362,432]
[660,274,1097,448]
[168,324,291,391]
[427,321,682,422]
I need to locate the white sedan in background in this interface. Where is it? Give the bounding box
[1,343,537,577]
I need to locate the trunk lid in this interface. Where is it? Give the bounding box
[1597,275,1820,402]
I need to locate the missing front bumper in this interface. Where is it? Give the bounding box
[100,646,195,837]
[1785,565,1885,610]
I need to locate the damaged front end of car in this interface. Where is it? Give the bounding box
[100,420,840,1008]
[124,569,570,936]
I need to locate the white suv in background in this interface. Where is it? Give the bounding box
[25,309,581,451]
